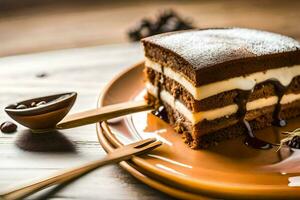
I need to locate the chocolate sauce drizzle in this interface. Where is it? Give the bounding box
[235,90,271,149]
[152,106,168,121]
[153,64,291,150]
[268,79,288,127]
[152,65,169,122]
[157,66,165,102]
[237,79,290,150]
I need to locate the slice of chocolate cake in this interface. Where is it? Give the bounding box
[142,28,300,149]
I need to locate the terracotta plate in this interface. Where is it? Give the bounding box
[97,122,211,200]
[97,62,300,199]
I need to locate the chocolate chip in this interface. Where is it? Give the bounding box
[36,101,46,107]
[0,121,17,134]
[16,104,27,109]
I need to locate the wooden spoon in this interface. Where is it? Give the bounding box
[56,100,152,129]
[5,92,152,132]
[0,138,161,200]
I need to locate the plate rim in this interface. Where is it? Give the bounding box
[97,62,300,199]
[96,122,211,200]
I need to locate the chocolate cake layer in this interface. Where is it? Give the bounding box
[142,28,300,86]
[143,28,300,149]
[147,93,300,149]
[146,67,300,112]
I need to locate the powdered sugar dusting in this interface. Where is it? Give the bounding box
[143,28,300,69]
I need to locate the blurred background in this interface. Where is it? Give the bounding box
[0,0,299,57]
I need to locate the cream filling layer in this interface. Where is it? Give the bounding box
[146,82,300,125]
[145,58,300,101]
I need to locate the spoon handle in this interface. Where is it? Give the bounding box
[0,158,112,200]
[0,138,161,200]
[56,100,152,129]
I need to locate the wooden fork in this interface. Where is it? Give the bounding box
[0,138,161,200]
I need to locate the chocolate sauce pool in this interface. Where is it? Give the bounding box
[234,89,273,150]
[237,79,290,150]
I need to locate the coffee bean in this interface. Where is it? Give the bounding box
[6,103,17,109]
[36,101,46,106]
[127,9,194,41]
[36,72,48,78]
[30,102,36,107]
[16,104,27,109]
[287,135,300,149]
[0,121,17,134]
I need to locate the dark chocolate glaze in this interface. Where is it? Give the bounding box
[158,65,165,102]
[235,78,291,150]
[152,106,168,122]
[234,89,273,150]
[243,119,273,150]
[153,65,169,122]
[235,90,252,119]
[266,79,288,127]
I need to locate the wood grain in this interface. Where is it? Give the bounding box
[0,0,299,57]
[1,139,161,200]
[0,1,299,199]
[0,44,173,200]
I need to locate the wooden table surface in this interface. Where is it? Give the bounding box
[0,0,300,57]
[0,1,299,199]
[0,43,174,200]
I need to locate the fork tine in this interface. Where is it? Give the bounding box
[123,141,162,157]
[135,141,162,154]
[129,138,157,148]
[111,138,159,155]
